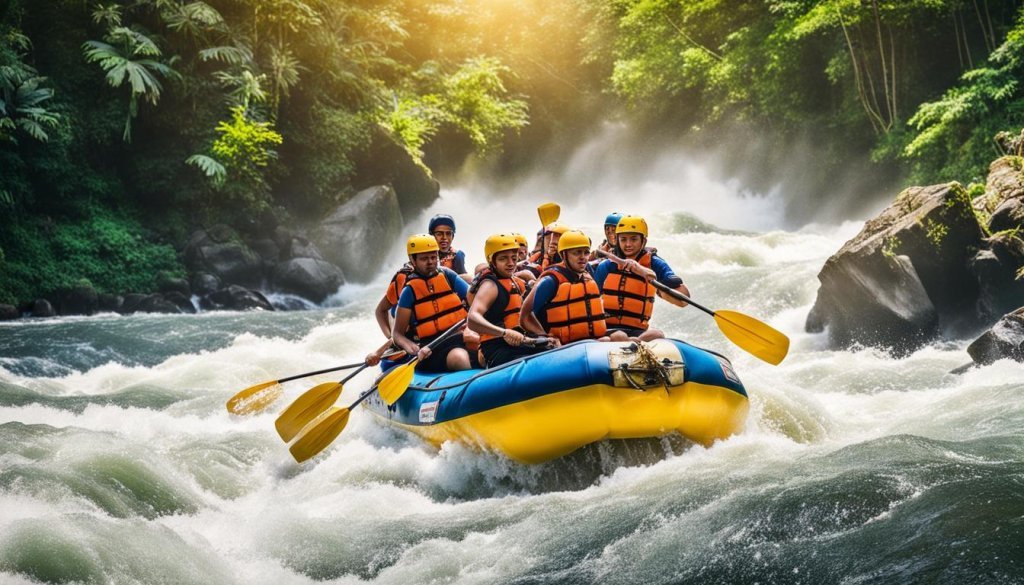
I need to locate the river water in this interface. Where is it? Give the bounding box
[1,151,1023,584]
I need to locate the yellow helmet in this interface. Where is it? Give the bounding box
[544,221,569,235]
[484,233,519,263]
[511,232,528,247]
[406,233,440,256]
[616,215,649,238]
[557,229,591,253]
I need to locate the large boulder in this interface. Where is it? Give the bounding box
[310,185,404,282]
[59,282,99,316]
[271,258,345,302]
[288,237,324,261]
[191,272,221,296]
[970,232,1024,320]
[30,299,55,318]
[136,293,184,314]
[183,225,263,288]
[0,304,18,320]
[352,126,439,219]
[978,156,1024,233]
[966,307,1024,365]
[807,182,986,353]
[206,285,274,311]
[97,293,123,313]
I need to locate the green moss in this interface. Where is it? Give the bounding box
[882,235,901,258]
[1008,155,1024,171]
[924,219,949,247]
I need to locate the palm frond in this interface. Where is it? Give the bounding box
[198,46,250,65]
[186,154,226,185]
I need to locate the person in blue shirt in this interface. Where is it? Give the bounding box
[428,214,469,279]
[593,215,690,342]
[392,234,473,372]
[521,229,610,345]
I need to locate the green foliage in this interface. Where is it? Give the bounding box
[82,18,180,141]
[280,103,373,214]
[0,21,60,144]
[193,105,283,214]
[0,206,183,304]
[440,57,529,154]
[385,58,528,159]
[185,154,226,185]
[901,9,1024,183]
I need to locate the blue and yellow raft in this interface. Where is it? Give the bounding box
[363,338,749,463]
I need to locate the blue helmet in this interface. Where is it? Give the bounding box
[604,212,622,227]
[428,214,456,233]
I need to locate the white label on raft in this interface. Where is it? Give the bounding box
[419,400,439,423]
[718,357,740,384]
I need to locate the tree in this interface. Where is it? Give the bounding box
[82,5,180,141]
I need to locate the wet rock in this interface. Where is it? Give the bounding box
[207,285,274,311]
[30,299,55,318]
[59,283,99,316]
[183,225,263,287]
[119,293,148,314]
[288,237,324,261]
[974,156,1024,216]
[250,238,280,268]
[977,156,1024,233]
[0,304,19,320]
[97,293,124,313]
[966,307,1024,364]
[157,275,191,297]
[808,182,983,353]
[989,198,1024,233]
[163,291,197,314]
[136,294,182,314]
[310,185,404,282]
[970,232,1024,321]
[271,258,345,303]
[191,272,221,296]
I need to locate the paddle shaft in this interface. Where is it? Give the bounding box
[277,362,364,384]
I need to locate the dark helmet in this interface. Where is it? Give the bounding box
[428,214,456,233]
[604,212,623,227]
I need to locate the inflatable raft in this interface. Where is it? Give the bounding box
[363,338,749,463]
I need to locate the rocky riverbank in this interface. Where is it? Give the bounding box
[807,132,1024,367]
[0,129,439,321]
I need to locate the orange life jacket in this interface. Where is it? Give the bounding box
[470,268,526,343]
[439,248,461,271]
[539,265,607,344]
[385,263,415,307]
[601,250,656,330]
[405,270,468,341]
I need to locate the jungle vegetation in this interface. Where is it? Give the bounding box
[2,0,1023,303]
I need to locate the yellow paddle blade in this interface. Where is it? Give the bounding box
[713,310,790,365]
[288,406,351,463]
[378,361,416,405]
[537,202,560,227]
[226,381,283,415]
[275,382,344,442]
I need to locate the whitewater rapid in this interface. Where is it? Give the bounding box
[1,185,1022,583]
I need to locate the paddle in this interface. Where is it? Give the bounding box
[597,250,790,365]
[537,202,560,227]
[287,319,468,462]
[287,385,377,463]
[274,349,404,442]
[377,318,468,405]
[225,361,365,415]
